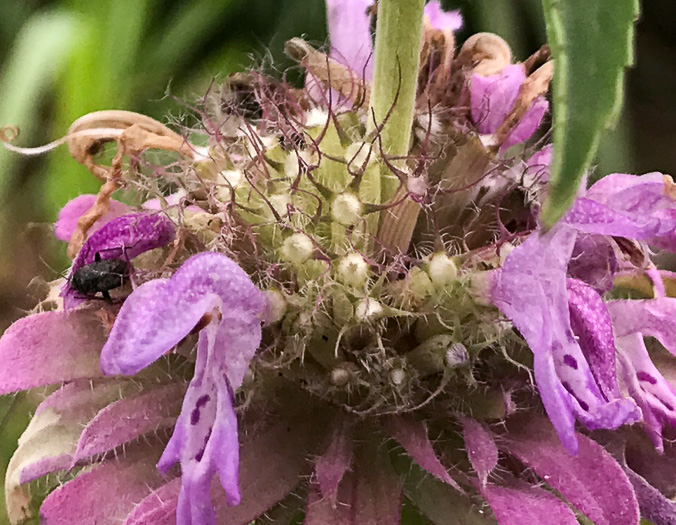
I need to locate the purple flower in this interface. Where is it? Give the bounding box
[492,172,676,452]
[491,227,640,453]
[470,64,548,150]
[325,0,373,78]
[54,194,132,242]
[424,1,463,32]
[607,298,676,451]
[100,252,267,525]
[62,213,176,309]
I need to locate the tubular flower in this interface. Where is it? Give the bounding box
[101,252,266,524]
[5,2,676,525]
[492,172,676,452]
[470,64,549,150]
[61,212,176,309]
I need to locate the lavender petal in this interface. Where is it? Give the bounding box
[55,194,131,242]
[0,310,105,394]
[325,0,373,78]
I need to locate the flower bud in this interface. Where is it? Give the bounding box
[268,194,290,217]
[330,362,360,387]
[389,368,407,386]
[445,342,469,368]
[427,253,458,286]
[263,289,287,324]
[215,169,243,201]
[355,298,383,320]
[305,108,330,128]
[345,142,372,172]
[331,193,363,226]
[337,253,369,287]
[280,233,314,265]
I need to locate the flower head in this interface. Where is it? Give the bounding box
[5,2,676,524]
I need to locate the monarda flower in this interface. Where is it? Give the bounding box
[3,1,676,525]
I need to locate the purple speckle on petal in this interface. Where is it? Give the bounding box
[636,371,658,385]
[195,429,212,462]
[561,381,590,412]
[190,394,211,425]
[563,354,578,370]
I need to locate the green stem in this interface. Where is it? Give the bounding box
[368,0,425,201]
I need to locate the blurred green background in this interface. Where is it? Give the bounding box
[0,0,674,522]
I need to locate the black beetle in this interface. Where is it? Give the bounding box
[70,256,129,301]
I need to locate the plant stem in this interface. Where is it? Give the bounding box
[368,0,425,202]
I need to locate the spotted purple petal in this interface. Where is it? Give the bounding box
[565,173,676,248]
[608,297,676,355]
[424,1,463,32]
[125,404,329,525]
[564,197,676,240]
[607,298,676,451]
[100,252,264,384]
[492,226,640,453]
[567,278,621,399]
[325,0,373,78]
[617,333,676,450]
[63,213,176,309]
[100,252,265,524]
[54,194,132,242]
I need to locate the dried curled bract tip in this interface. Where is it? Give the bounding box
[67,110,199,181]
[285,38,370,106]
[458,32,512,76]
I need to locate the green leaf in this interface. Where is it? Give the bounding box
[0,10,79,199]
[540,0,639,227]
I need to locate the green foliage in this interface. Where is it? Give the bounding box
[0,10,79,198]
[540,0,639,227]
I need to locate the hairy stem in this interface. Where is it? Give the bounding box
[368,0,425,202]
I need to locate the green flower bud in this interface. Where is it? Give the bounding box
[355,298,383,320]
[215,169,243,201]
[427,253,458,286]
[331,192,363,226]
[337,253,369,287]
[344,141,372,173]
[263,289,287,324]
[280,233,314,265]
